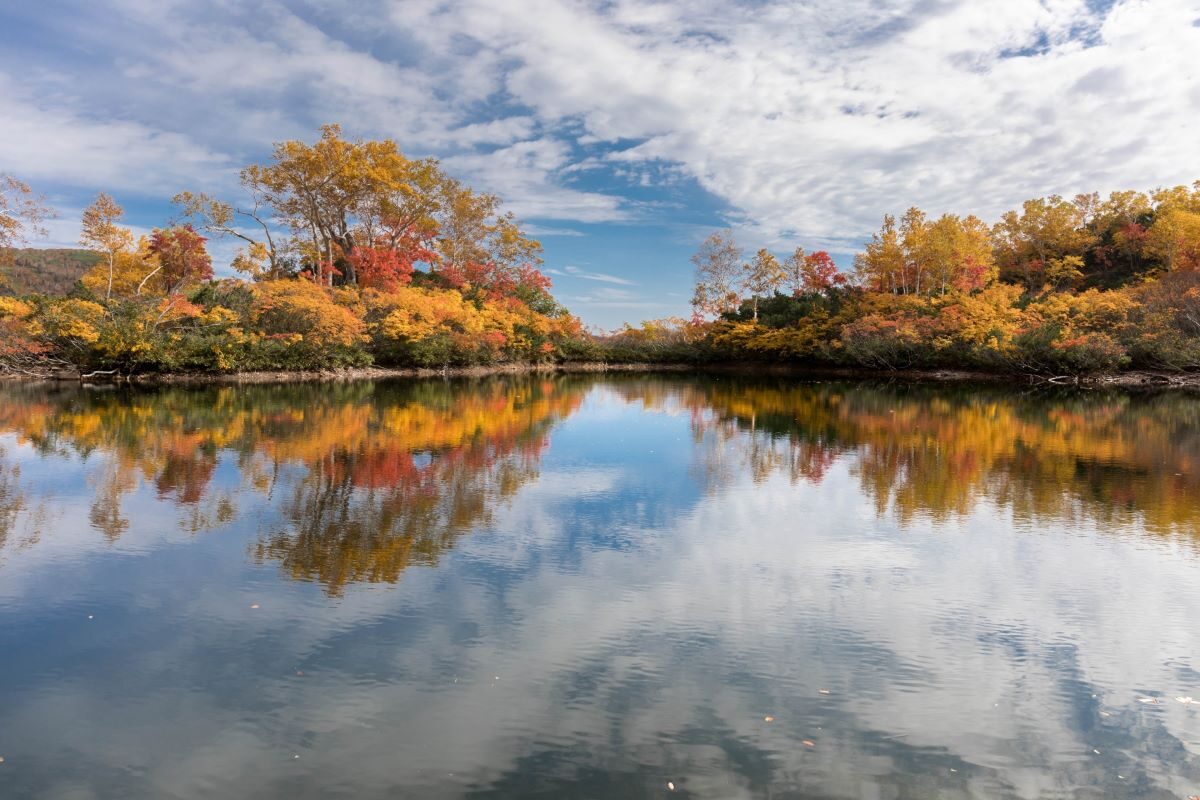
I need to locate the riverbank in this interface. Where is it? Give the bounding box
[703,364,1200,389]
[3,361,697,385]
[8,361,1200,389]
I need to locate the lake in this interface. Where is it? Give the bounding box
[1,375,1199,799]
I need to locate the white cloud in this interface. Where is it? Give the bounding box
[0,75,232,196]
[1,0,1197,252]
[441,139,629,222]
[523,223,587,237]
[389,0,1200,244]
[564,285,663,310]
[547,265,637,285]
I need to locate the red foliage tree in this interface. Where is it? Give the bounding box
[441,260,553,301]
[953,257,991,293]
[146,225,212,295]
[800,251,844,293]
[347,225,439,291]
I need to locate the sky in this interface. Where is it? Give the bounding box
[1,0,1198,329]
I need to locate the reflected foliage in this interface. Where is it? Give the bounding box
[0,378,583,592]
[608,377,1200,535]
[2,376,1199,592]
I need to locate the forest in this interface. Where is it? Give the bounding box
[2,129,1199,377]
[0,126,585,375]
[681,181,1200,374]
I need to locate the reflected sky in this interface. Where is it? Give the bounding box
[0,376,1199,799]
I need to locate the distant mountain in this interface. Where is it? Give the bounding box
[0,248,101,297]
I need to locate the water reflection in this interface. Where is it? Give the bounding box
[5,378,1200,555]
[0,379,582,592]
[606,379,1200,535]
[0,376,1198,799]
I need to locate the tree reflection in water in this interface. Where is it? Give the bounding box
[1,376,1199,799]
[1,376,1198,594]
[608,378,1200,536]
[0,378,583,592]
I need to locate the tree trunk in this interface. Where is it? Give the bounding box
[136,263,163,296]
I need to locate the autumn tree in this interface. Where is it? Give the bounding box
[783,247,842,295]
[173,191,286,280]
[924,214,995,294]
[1146,208,1200,272]
[80,193,134,301]
[0,174,52,251]
[855,210,992,296]
[742,248,786,321]
[175,125,442,285]
[144,225,213,295]
[81,237,159,299]
[991,195,1097,289]
[346,223,438,292]
[1144,182,1200,272]
[1088,190,1154,277]
[783,247,807,296]
[238,124,445,285]
[434,178,548,301]
[691,230,743,318]
[1150,181,1200,217]
[1,175,53,289]
[437,179,506,268]
[798,251,843,293]
[854,215,906,294]
[176,126,546,296]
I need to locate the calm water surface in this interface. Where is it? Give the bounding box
[1,375,1199,799]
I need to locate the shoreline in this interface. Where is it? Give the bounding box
[2,361,696,386]
[6,361,1200,390]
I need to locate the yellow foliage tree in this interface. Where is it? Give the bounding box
[1146,208,1200,272]
[81,237,160,299]
[80,193,134,301]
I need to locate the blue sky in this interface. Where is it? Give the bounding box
[1,0,1198,328]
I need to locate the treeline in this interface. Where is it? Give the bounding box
[6,142,1200,377]
[0,126,587,375]
[671,181,1200,374]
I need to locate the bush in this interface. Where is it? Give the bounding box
[1011,326,1129,374]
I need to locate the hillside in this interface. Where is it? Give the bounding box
[0,248,101,297]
